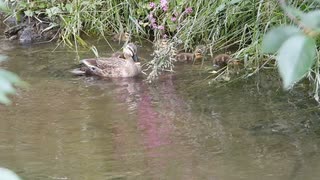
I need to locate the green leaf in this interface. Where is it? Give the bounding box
[262,26,301,53]
[0,76,16,94]
[277,35,316,89]
[215,3,226,14]
[46,7,62,18]
[0,55,7,62]
[65,3,73,13]
[301,10,320,31]
[283,6,304,18]
[0,93,11,105]
[24,10,34,17]
[0,0,9,12]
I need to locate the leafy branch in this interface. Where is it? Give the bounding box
[262,0,320,90]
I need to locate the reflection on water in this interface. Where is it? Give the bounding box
[1,36,320,180]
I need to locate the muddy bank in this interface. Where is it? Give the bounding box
[1,15,59,44]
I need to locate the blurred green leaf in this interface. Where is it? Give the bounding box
[262,26,301,53]
[0,167,22,180]
[65,3,73,13]
[0,55,8,62]
[0,93,11,105]
[0,76,16,94]
[215,3,226,14]
[277,35,316,89]
[301,10,320,31]
[0,70,26,87]
[283,6,304,18]
[24,9,34,17]
[0,69,27,105]
[0,0,9,13]
[46,6,62,18]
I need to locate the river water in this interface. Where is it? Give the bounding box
[1,33,320,180]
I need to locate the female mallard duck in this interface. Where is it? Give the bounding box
[72,43,141,78]
[111,51,124,58]
[175,45,206,62]
[112,32,131,42]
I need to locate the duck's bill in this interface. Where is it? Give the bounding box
[70,68,86,75]
[133,54,139,62]
[195,53,203,59]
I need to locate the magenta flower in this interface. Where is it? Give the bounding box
[185,7,193,14]
[151,23,158,29]
[160,0,168,11]
[149,2,156,9]
[171,16,177,22]
[163,34,168,39]
[158,25,165,30]
[148,13,156,24]
[162,5,168,11]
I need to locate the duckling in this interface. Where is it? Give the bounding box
[112,32,131,42]
[212,53,242,69]
[80,43,141,78]
[154,38,169,49]
[111,43,138,59]
[212,54,232,68]
[175,45,206,62]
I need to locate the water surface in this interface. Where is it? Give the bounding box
[1,36,320,180]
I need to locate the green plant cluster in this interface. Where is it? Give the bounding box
[262,0,320,101]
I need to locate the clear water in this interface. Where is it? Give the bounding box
[1,35,320,180]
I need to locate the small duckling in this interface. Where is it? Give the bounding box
[154,38,169,49]
[112,32,131,42]
[112,43,138,59]
[212,53,242,69]
[194,45,207,61]
[175,45,206,62]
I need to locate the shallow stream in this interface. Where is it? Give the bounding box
[1,34,320,180]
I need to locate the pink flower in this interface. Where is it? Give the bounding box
[171,16,176,22]
[185,7,193,14]
[148,13,156,24]
[151,23,158,29]
[158,25,165,30]
[160,0,168,11]
[162,5,168,11]
[149,2,156,9]
[163,34,168,39]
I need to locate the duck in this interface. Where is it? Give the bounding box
[71,43,141,78]
[175,45,206,62]
[212,53,242,69]
[112,32,131,42]
[111,51,124,58]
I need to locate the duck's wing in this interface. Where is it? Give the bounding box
[95,57,127,69]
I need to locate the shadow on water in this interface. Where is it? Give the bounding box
[1,33,320,179]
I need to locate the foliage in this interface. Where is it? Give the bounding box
[262,0,320,96]
[0,55,26,105]
[0,167,21,180]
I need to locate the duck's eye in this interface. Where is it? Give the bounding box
[90,67,96,71]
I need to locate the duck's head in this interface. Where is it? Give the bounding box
[80,59,104,77]
[123,43,139,62]
[194,45,206,59]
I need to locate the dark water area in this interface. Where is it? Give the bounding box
[1,30,320,180]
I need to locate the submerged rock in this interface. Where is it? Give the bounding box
[19,26,33,44]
